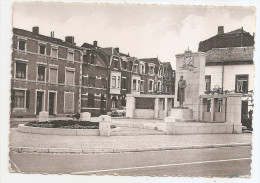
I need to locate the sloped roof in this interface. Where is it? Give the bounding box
[139,58,161,65]
[224,28,250,35]
[13,28,82,50]
[162,62,172,69]
[206,47,254,64]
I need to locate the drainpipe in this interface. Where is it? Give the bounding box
[222,60,224,94]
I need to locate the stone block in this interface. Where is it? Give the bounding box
[18,124,32,133]
[226,113,235,123]
[31,127,52,135]
[99,115,111,122]
[80,112,91,121]
[233,124,242,133]
[39,111,49,122]
[197,126,212,134]
[76,129,100,136]
[51,128,77,136]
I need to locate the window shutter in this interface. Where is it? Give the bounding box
[11,89,15,108]
[26,90,30,109]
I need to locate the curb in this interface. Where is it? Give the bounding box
[10,143,251,154]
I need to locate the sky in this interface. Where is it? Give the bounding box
[13,2,256,69]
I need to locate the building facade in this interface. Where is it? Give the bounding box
[11,27,83,118]
[199,26,254,117]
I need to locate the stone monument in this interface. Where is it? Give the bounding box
[164,49,242,134]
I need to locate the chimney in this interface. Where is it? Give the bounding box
[32,26,39,35]
[115,47,119,53]
[50,31,54,38]
[65,36,74,45]
[93,41,98,47]
[218,26,224,34]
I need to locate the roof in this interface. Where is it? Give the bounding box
[162,62,173,69]
[81,42,100,49]
[13,27,82,50]
[206,47,254,64]
[224,28,250,35]
[139,58,161,65]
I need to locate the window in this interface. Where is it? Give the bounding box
[112,97,117,108]
[101,78,106,88]
[140,80,144,91]
[64,92,74,112]
[14,90,25,108]
[122,61,127,70]
[37,65,46,81]
[88,76,95,87]
[114,58,118,68]
[157,81,161,91]
[205,75,211,92]
[15,61,27,79]
[90,54,95,64]
[118,76,120,88]
[133,79,137,90]
[134,64,138,73]
[18,39,26,51]
[87,94,94,107]
[39,44,46,55]
[140,64,145,74]
[49,67,58,83]
[68,51,74,61]
[138,80,140,91]
[51,47,58,58]
[149,66,154,74]
[122,78,127,89]
[149,80,153,91]
[112,76,116,88]
[65,68,75,85]
[236,75,248,93]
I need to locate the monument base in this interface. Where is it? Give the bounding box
[164,108,242,135]
[164,122,242,135]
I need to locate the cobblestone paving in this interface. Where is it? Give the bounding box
[10,128,252,149]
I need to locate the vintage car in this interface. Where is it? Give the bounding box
[111,106,126,117]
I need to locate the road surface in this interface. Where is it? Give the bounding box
[9,146,251,177]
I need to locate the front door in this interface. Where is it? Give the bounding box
[36,91,44,115]
[49,92,55,115]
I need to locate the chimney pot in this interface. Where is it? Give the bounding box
[65,36,74,45]
[93,41,98,47]
[32,26,39,35]
[218,26,224,35]
[115,47,119,53]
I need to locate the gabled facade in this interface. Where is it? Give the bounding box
[81,42,110,116]
[11,27,83,118]
[162,62,175,95]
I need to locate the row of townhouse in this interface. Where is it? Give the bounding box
[10,27,175,118]
[81,42,175,116]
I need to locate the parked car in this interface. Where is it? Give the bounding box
[111,106,126,117]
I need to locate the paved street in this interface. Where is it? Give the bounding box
[9,146,251,177]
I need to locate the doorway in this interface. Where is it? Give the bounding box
[36,91,45,115]
[49,92,57,115]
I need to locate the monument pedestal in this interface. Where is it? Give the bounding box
[164,108,241,135]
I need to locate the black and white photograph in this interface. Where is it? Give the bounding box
[1,0,260,182]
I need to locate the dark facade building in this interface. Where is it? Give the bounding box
[11,27,83,118]
[198,26,254,52]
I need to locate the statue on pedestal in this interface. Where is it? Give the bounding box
[177,75,187,107]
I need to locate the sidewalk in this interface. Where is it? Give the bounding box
[10,128,252,154]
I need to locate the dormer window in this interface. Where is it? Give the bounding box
[140,64,145,74]
[39,43,46,55]
[149,66,154,75]
[134,64,138,73]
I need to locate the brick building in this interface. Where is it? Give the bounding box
[11,27,83,118]
[200,26,254,117]
[199,26,254,52]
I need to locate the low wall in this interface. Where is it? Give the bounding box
[134,109,154,118]
[18,124,100,136]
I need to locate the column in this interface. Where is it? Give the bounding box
[154,98,159,118]
[210,98,215,122]
[165,98,168,118]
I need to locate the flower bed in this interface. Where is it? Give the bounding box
[25,120,99,129]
